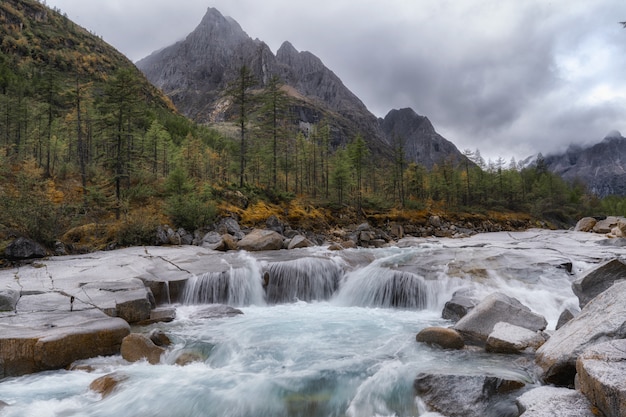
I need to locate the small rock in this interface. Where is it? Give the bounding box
[174,351,205,366]
[148,329,171,347]
[555,308,578,330]
[120,333,164,365]
[89,372,129,399]
[442,290,476,322]
[416,327,464,350]
[486,322,547,354]
[190,305,244,320]
[0,289,19,312]
[288,235,313,250]
[516,386,598,417]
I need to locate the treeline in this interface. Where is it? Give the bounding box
[0,57,603,248]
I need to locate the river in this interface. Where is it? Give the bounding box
[0,230,623,417]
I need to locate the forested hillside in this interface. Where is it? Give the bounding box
[0,0,606,254]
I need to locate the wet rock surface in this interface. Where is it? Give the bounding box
[453,292,547,345]
[0,310,130,377]
[535,280,626,387]
[576,339,626,417]
[414,371,526,417]
[571,258,626,308]
[516,386,599,417]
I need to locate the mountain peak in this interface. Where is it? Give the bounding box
[190,7,248,45]
[604,130,623,140]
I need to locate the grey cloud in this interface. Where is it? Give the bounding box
[46,0,626,161]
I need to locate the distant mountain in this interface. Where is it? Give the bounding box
[380,108,468,169]
[137,7,468,167]
[542,131,626,197]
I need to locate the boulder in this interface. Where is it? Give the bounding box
[416,327,464,350]
[237,229,284,251]
[555,307,578,330]
[453,293,547,345]
[574,217,597,232]
[266,215,285,235]
[221,234,238,251]
[0,310,130,377]
[486,322,547,354]
[4,237,46,260]
[592,216,620,234]
[287,235,314,250]
[516,386,599,417]
[120,333,164,365]
[0,289,19,312]
[201,231,225,251]
[429,215,442,228]
[89,372,129,398]
[576,339,626,417]
[535,280,626,387]
[216,217,243,239]
[572,258,626,308]
[442,290,477,322]
[414,372,525,417]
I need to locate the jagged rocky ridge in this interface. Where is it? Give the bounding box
[540,131,626,197]
[137,7,468,168]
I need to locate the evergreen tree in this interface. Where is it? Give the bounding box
[225,65,257,188]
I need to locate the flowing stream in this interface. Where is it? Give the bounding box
[0,230,623,417]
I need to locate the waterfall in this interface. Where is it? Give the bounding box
[334,266,431,308]
[182,257,265,306]
[264,257,343,304]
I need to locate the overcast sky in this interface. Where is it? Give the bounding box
[45,0,626,162]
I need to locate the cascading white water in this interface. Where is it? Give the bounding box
[2,230,620,417]
[182,254,266,306]
[263,257,343,303]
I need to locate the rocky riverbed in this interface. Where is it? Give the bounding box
[0,227,625,416]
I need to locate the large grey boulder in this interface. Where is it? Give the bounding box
[486,322,548,354]
[535,280,626,386]
[572,258,626,308]
[453,293,547,345]
[4,237,46,260]
[237,229,284,251]
[516,386,598,417]
[414,372,525,417]
[0,310,130,377]
[576,339,626,417]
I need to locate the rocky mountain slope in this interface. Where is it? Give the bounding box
[137,7,467,167]
[543,131,626,197]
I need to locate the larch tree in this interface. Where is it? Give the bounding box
[225,65,257,188]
